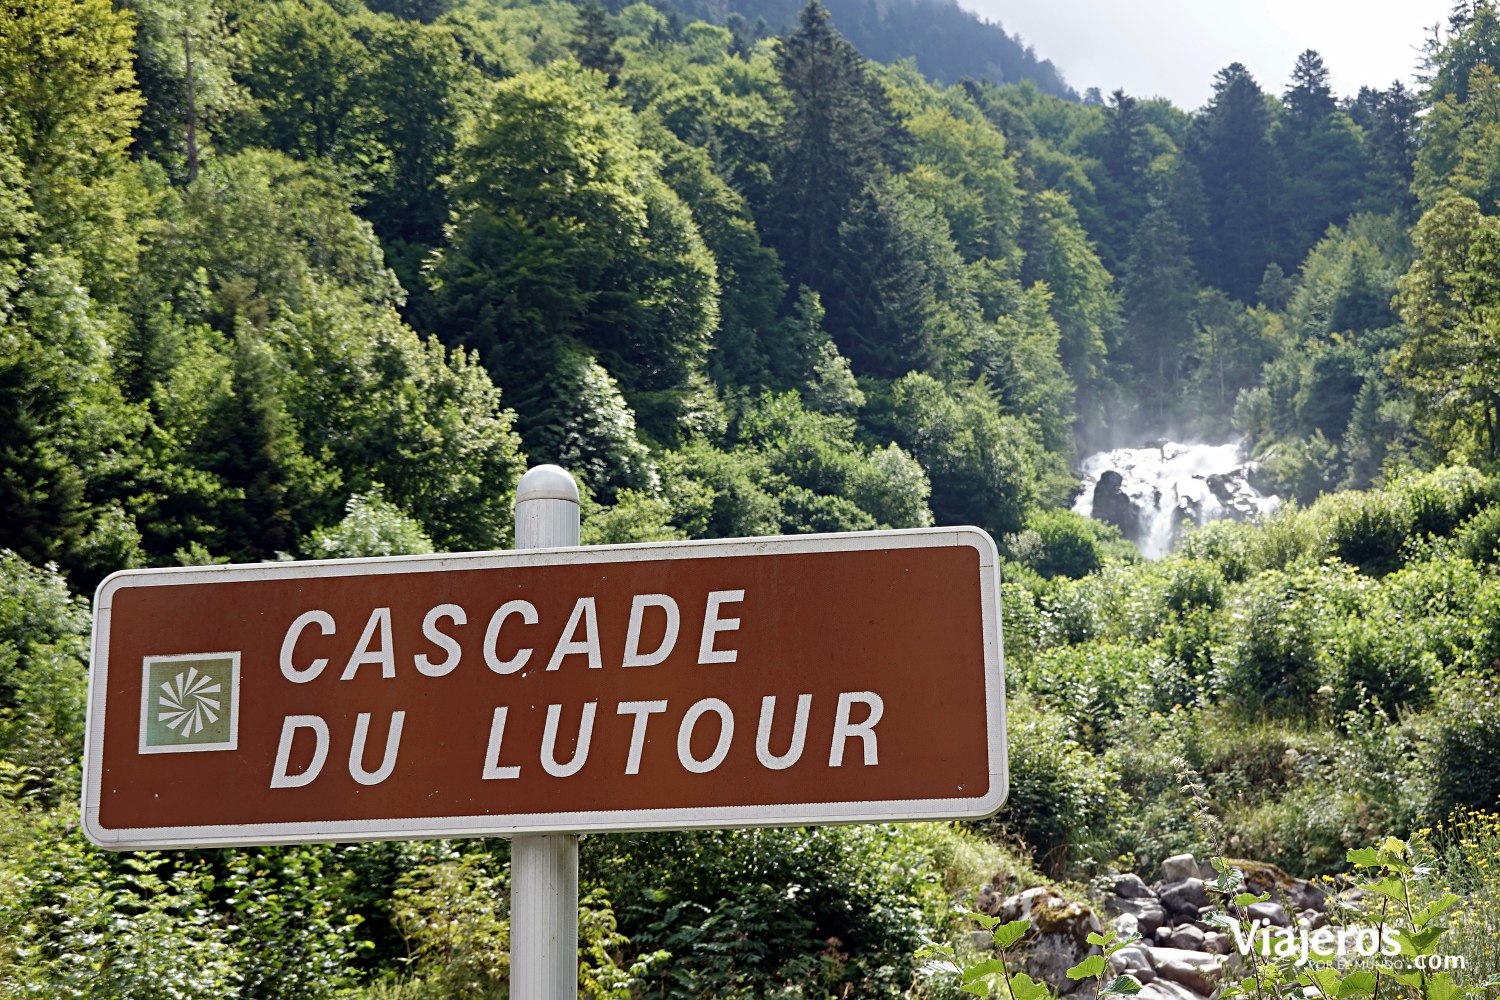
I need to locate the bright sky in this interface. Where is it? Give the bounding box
[956,0,1454,110]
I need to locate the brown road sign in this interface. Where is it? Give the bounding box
[83,528,1006,849]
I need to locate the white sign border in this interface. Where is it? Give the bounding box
[83,527,1007,850]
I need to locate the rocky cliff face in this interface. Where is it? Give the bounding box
[1073,442,1279,559]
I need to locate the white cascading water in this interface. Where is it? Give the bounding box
[1072,441,1280,559]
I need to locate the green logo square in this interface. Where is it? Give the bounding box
[139,653,240,754]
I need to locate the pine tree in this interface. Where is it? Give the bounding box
[1189,63,1282,302]
[197,332,338,560]
[767,1,906,299]
[1425,0,1500,103]
[568,1,624,88]
[1121,206,1196,414]
[1089,88,1153,274]
[1277,50,1365,262]
[1283,49,1336,131]
[824,178,944,376]
[1100,90,1150,186]
[1348,82,1418,218]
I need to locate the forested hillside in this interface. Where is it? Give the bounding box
[635,0,1076,96]
[4,0,1500,994]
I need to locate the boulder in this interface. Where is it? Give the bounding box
[1202,931,1231,955]
[1162,854,1200,883]
[1092,470,1141,540]
[1225,859,1328,916]
[1299,908,1328,930]
[1109,945,1157,985]
[1114,896,1168,938]
[1150,947,1229,997]
[1159,878,1210,919]
[1137,978,1210,1000]
[1167,924,1206,951]
[1114,873,1154,899]
[1291,880,1329,913]
[996,886,1104,995]
[1113,945,1155,974]
[1246,901,1289,927]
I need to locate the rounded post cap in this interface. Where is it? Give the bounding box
[515,464,580,505]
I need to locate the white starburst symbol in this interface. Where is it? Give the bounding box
[156,666,223,738]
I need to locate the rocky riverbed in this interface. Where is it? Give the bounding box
[975,853,1330,999]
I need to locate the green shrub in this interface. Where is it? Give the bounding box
[1161,558,1227,615]
[1457,503,1500,565]
[0,806,241,999]
[1193,712,1334,805]
[389,851,509,996]
[217,845,369,998]
[582,487,683,545]
[1474,580,1500,674]
[1396,465,1494,538]
[1330,705,1432,838]
[1022,641,1156,750]
[998,581,1040,678]
[977,697,1124,875]
[1037,578,1101,647]
[1040,563,1175,646]
[1262,430,1339,506]
[0,551,90,797]
[303,490,435,559]
[1318,487,1409,576]
[1223,782,1367,875]
[1370,555,1500,678]
[1178,518,1256,583]
[1429,674,1500,821]
[1326,613,1437,715]
[1002,508,1131,581]
[1213,568,1327,719]
[1245,502,1320,573]
[1151,609,1218,711]
[591,825,943,999]
[1301,467,1497,576]
[1100,711,1201,873]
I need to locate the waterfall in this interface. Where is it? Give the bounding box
[1072,441,1279,559]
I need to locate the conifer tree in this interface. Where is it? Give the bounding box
[1189,62,1282,302]
[569,1,624,87]
[767,1,905,300]
[1277,50,1365,263]
[1121,206,1196,412]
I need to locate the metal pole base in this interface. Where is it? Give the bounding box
[511,834,579,998]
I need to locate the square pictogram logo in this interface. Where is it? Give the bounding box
[139,653,240,754]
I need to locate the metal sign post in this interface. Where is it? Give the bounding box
[510,465,581,999]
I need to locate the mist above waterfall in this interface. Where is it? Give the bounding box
[1072,441,1279,559]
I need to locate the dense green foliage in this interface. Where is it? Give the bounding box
[5,0,1500,993]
